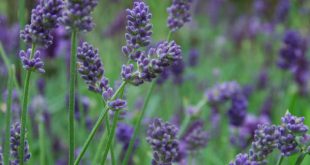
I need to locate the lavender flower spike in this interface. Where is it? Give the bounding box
[167,0,193,32]
[77,42,104,93]
[19,49,45,73]
[20,0,63,47]
[229,153,258,165]
[61,0,98,32]
[249,124,280,163]
[281,112,308,135]
[147,118,179,165]
[10,122,31,165]
[108,99,127,111]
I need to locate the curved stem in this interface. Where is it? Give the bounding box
[4,65,14,165]
[74,81,127,165]
[122,82,156,165]
[295,153,306,165]
[276,155,284,165]
[19,44,35,165]
[101,111,120,165]
[69,30,77,165]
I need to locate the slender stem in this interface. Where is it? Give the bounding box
[69,30,77,165]
[74,81,127,165]
[106,114,116,165]
[4,65,14,165]
[39,117,45,165]
[19,44,35,165]
[177,115,191,138]
[18,0,25,50]
[122,82,156,165]
[295,153,307,165]
[93,130,108,164]
[276,155,284,165]
[101,111,120,165]
[167,31,172,41]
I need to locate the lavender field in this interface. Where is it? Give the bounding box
[0,0,310,165]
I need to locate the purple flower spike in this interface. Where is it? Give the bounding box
[183,124,208,151]
[123,1,152,51]
[147,118,179,165]
[77,42,104,93]
[167,0,193,32]
[108,99,127,111]
[205,81,241,104]
[61,0,98,32]
[228,95,248,127]
[249,124,280,163]
[281,112,308,135]
[20,0,63,47]
[19,49,45,73]
[278,127,299,156]
[10,122,31,165]
[121,64,143,86]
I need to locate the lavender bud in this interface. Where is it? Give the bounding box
[19,49,45,73]
[275,0,290,23]
[229,153,258,165]
[77,42,104,93]
[108,99,127,111]
[204,81,241,104]
[183,125,208,151]
[249,124,280,163]
[188,48,199,67]
[167,0,193,32]
[20,0,63,47]
[228,95,248,127]
[278,127,299,156]
[10,122,31,164]
[61,0,98,32]
[281,112,308,135]
[124,1,152,51]
[146,118,179,165]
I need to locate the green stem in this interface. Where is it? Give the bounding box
[122,82,156,165]
[19,44,35,165]
[276,155,284,165]
[18,0,25,50]
[177,115,191,138]
[295,153,307,165]
[93,130,108,164]
[101,110,120,165]
[74,81,127,165]
[167,31,172,41]
[39,117,45,165]
[4,65,14,165]
[69,30,77,165]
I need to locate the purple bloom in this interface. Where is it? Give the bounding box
[275,0,290,23]
[19,49,45,73]
[183,122,208,151]
[146,118,179,165]
[204,81,241,104]
[167,0,193,32]
[281,112,308,135]
[0,147,3,165]
[170,60,185,85]
[228,94,248,127]
[278,127,299,156]
[77,42,104,93]
[10,122,31,164]
[249,124,280,163]
[229,153,258,165]
[20,0,63,47]
[108,99,127,111]
[122,1,152,53]
[61,0,98,32]
[121,64,143,86]
[188,48,199,67]
[0,15,19,54]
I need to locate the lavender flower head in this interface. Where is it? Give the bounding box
[205,81,241,104]
[61,0,98,32]
[19,49,45,73]
[10,122,31,164]
[281,112,308,135]
[183,124,208,151]
[123,1,152,52]
[146,118,179,165]
[275,0,291,23]
[108,99,127,111]
[249,124,280,163]
[20,0,63,47]
[167,0,193,32]
[77,42,104,93]
[228,94,248,127]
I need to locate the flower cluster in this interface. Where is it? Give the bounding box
[230,112,310,164]
[205,81,241,104]
[275,0,291,23]
[167,0,193,32]
[19,49,45,73]
[77,42,126,110]
[61,0,98,31]
[20,0,63,47]
[10,122,31,165]
[146,118,179,165]
[278,112,309,156]
[183,121,208,152]
[121,2,183,86]
[123,1,152,52]
[228,94,248,127]
[277,30,309,94]
[229,153,257,165]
